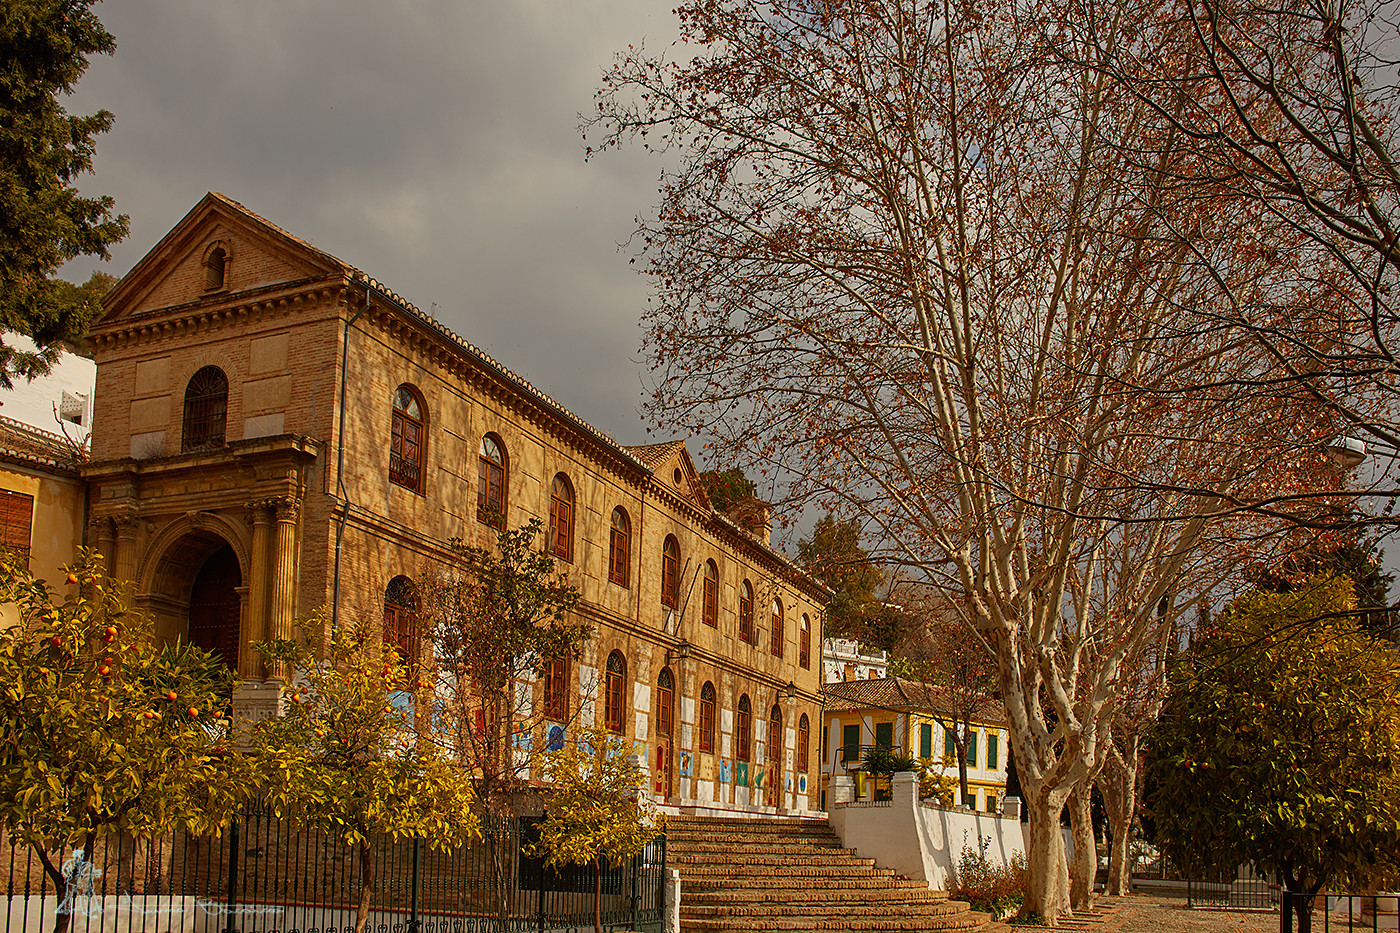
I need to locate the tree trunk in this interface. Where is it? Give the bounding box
[1097,747,1138,896]
[1021,780,1071,923]
[1067,781,1096,910]
[355,839,376,933]
[957,741,970,805]
[593,859,603,933]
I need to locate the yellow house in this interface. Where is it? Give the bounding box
[821,676,1009,812]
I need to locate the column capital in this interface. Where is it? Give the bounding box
[245,498,277,522]
[272,496,301,523]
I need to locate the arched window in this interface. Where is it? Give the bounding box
[477,434,506,526]
[739,580,754,643]
[608,507,630,587]
[605,650,627,735]
[798,713,810,772]
[181,366,229,452]
[769,705,783,759]
[699,681,716,754]
[383,576,418,674]
[204,246,227,290]
[736,694,752,762]
[549,473,574,562]
[799,614,812,669]
[657,668,674,740]
[771,597,785,658]
[389,385,425,493]
[702,560,718,628]
[544,656,569,722]
[661,535,680,609]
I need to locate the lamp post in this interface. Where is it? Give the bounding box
[665,638,691,804]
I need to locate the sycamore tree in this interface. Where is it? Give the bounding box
[590,0,1340,919]
[0,550,252,933]
[1066,0,1400,515]
[254,617,478,933]
[1151,575,1400,931]
[1,0,129,385]
[532,726,663,933]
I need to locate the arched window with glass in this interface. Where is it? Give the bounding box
[605,650,627,735]
[657,668,674,741]
[661,535,680,609]
[699,681,716,754]
[800,613,812,669]
[182,366,229,452]
[702,560,718,627]
[383,576,418,674]
[608,507,630,586]
[736,694,752,762]
[389,385,425,493]
[549,473,574,562]
[771,597,785,658]
[477,434,506,526]
[739,580,754,643]
[798,713,811,772]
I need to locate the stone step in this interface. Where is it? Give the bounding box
[683,885,949,902]
[669,851,877,867]
[680,912,993,933]
[680,862,898,879]
[686,899,969,919]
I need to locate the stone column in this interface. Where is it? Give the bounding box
[244,501,274,680]
[90,518,116,578]
[266,497,300,683]
[113,515,139,586]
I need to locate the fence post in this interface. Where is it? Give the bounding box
[223,814,240,933]
[1282,889,1292,933]
[630,852,639,929]
[409,838,421,933]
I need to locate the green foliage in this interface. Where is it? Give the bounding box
[861,745,917,777]
[698,467,755,513]
[254,616,479,851]
[796,514,883,642]
[1149,575,1400,893]
[425,518,589,812]
[0,550,251,902]
[0,1,128,385]
[1255,533,1396,640]
[952,839,1027,918]
[532,725,664,933]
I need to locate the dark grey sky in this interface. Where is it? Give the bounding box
[64,0,677,446]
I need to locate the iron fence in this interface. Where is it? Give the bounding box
[1186,865,1275,910]
[1281,892,1400,933]
[1,804,665,933]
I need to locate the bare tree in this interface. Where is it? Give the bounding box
[591,0,1343,919]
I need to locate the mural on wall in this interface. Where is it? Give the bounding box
[719,760,731,784]
[736,761,749,786]
[679,751,693,777]
[633,741,648,761]
[545,725,566,752]
[798,774,808,794]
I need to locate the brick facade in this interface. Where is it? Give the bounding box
[81,193,829,815]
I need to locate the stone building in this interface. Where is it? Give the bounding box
[80,193,828,815]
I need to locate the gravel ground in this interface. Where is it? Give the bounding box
[1090,895,1278,933]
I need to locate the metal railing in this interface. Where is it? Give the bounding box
[1281,892,1400,933]
[2,804,666,933]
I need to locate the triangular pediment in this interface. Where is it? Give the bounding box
[99,193,350,324]
[624,439,714,511]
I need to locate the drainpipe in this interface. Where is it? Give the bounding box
[330,289,369,630]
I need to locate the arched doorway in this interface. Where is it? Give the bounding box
[187,545,241,670]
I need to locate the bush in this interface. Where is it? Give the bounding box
[951,836,1027,919]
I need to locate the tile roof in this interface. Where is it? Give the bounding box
[823,676,1006,724]
[623,439,687,470]
[0,417,84,475]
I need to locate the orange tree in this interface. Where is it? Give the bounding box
[254,617,478,933]
[1149,575,1400,933]
[0,550,251,933]
[531,725,663,933]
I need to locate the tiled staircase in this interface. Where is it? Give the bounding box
[667,815,998,932]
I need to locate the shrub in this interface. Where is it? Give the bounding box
[951,836,1027,919]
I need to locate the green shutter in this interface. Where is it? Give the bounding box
[875,721,894,749]
[842,724,860,761]
[987,733,999,770]
[968,731,979,768]
[919,723,932,759]
[944,728,955,760]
